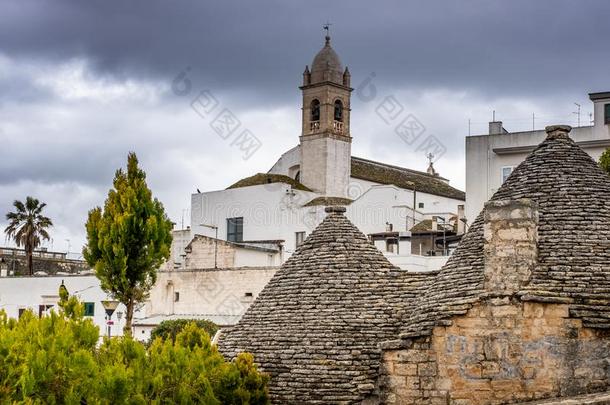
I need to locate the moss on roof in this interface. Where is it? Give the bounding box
[303,197,353,207]
[410,219,433,233]
[351,157,465,200]
[227,173,312,192]
[410,219,457,234]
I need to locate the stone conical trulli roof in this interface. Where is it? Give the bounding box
[401,125,610,338]
[218,206,430,403]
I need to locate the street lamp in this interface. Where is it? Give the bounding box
[200,223,219,268]
[101,300,119,338]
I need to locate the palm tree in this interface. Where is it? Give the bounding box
[4,197,53,276]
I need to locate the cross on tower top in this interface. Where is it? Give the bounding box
[427,152,435,164]
[323,21,333,38]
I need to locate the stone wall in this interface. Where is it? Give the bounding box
[184,236,238,268]
[183,236,279,269]
[382,299,610,404]
[146,267,278,321]
[483,199,538,295]
[1,253,89,276]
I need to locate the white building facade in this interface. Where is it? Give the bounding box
[465,92,610,223]
[140,34,467,335]
[0,274,137,339]
[187,34,466,268]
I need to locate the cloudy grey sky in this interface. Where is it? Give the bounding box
[1,0,608,256]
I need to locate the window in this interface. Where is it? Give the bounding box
[84,302,95,317]
[245,292,253,298]
[310,99,320,121]
[18,308,26,318]
[386,240,398,253]
[334,99,343,122]
[605,103,610,125]
[174,292,180,302]
[227,217,243,242]
[294,170,300,182]
[295,231,306,248]
[501,166,514,184]
[418,202,424,209]
[38,304,54,318]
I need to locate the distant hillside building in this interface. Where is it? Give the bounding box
[465,91,610,223]
[220,125,610,404]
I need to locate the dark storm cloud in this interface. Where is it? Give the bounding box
[1,0,609,251]
[1,0,609,103]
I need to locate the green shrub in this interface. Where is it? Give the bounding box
[600,147,610,175]
[150,318,219,343]
[0,298,269,404]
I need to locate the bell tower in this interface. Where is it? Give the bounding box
[299,34,352,197]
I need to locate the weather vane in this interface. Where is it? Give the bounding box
[323,21,333,37]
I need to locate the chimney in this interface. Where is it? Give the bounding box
[483,198,538,296]
[588,92,610,128]
[431,216,438,232]
[489,121,507,135]
[457,204,466,234]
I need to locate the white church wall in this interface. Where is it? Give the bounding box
[268,145,301,177]
[191,184,320,255]
[189,180,463,263]
[416,193,463,218]
[346,177,463,229]
[347,185,420,235]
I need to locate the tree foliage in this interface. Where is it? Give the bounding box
[600,147,610,175]
[83,152,173,334]
[151,319,219,344]
[0,302,269,404]
[4,196,53,275]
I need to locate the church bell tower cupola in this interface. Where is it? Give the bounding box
[299,33,353,197]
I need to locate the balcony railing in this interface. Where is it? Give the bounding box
[333,120,343,134]
[309,121,344,134]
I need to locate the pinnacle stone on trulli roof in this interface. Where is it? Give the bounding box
[218,206,431,404]
[400,125,610,339]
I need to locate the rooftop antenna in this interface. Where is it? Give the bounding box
[532,112,535,131]
[573,102,581,127]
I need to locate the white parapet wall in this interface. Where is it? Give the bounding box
[383,253,449,272]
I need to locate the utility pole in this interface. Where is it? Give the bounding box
[532,112,535,131]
